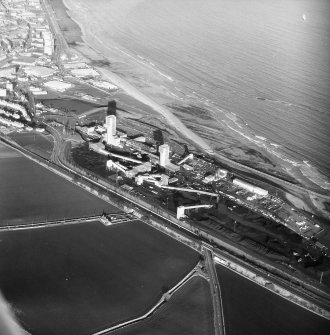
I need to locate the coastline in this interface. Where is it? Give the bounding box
[55,0,330,219]
[2,1,330,334]
[57,0,212,154]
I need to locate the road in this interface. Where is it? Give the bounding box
[41,0,69,63]
[203,243,226,335]
[93,266,200,335]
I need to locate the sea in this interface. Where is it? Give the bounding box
[64,0,330,191]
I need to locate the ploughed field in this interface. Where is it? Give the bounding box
[113,276,214,335]
[0,221,199,335]
[216,265,330,335]
[0,143,118,224]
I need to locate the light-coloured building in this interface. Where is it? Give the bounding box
[159,144,169,167]
[0,88,6,97]
[44,80,72,92]
[105,115,116,136]
[125,162,152,178]
[24,66,56,78]
[158,143,179,172]
[105,115,120,146]
[71,68,99,78]
[233,178,268,197]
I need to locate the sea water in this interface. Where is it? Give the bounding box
[64,0,330,190]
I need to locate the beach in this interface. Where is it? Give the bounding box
[48,0,330,219]
[57,0,330,195]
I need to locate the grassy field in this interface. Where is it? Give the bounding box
[216,265,330,335]
[39,98,100,115]
[0,221,199,335]
[113,276,214,335]
[9,131,54,159]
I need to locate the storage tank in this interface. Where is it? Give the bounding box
[215,168,228,179]
[233,178,268,196]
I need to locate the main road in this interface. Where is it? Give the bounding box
[41,0,69,64]
[203,243,226,335]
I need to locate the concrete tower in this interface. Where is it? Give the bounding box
[105,115,116,144]
[159,144,170,167]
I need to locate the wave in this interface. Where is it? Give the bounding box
[156,70,174,82]
[70,0,330,192]
[219,117,330,190]
[115,44,330,191]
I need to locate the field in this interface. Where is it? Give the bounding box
[0,144,119,224]
[0,221,199,335]
[113,276,214,335]
[39,98,101,115]
[9,131,54,159]
[216,265,330,335]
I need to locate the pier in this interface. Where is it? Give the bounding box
[0,212,137,231]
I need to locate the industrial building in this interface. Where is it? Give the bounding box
[158,143,179,172]
[159,144,169,167]
[104,115,121,146]
[233,178,268,197]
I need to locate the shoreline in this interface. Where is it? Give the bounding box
[54,0,330,219]
[57,0,212,155]
[59,0,330,196]
[2,1,330,334]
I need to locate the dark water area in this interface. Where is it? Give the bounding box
[113,276,214,335]
[216,265,330,335]
[0,144,118,224]
[0,221,199,335]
